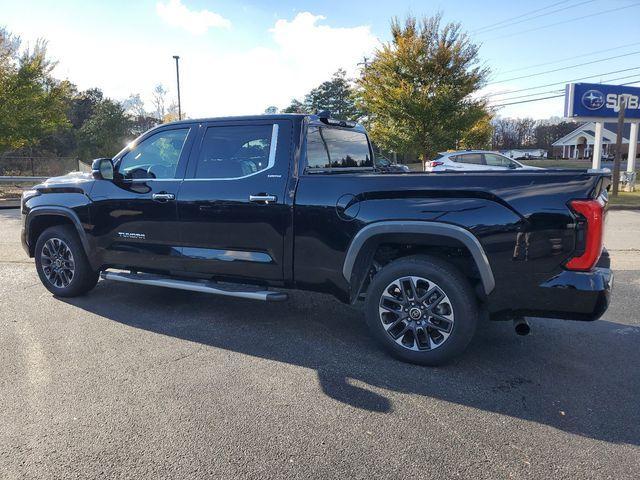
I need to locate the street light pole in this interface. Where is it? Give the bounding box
[172,55,182,120]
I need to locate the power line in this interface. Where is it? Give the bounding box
[472,0,572,33]
[475,0,595,35]
[496,40,640,76]
[491,94,565,108]
[484,2,640,41]
[489,88,564,103]
[490,79,640,108]
[488,50,640,84]
[485,66,640,97]
[488,72,640,103]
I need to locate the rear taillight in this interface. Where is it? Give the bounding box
[425,161,444,168]
[565,198,605,271]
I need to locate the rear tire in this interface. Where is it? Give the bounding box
[364,255,478,366]
[35,225,98,297]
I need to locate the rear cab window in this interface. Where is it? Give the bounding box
[306,126,372,172]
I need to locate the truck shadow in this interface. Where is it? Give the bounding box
[62,277,640,446]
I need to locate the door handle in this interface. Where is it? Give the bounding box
[152,192,175,202]
[249,194,277,204]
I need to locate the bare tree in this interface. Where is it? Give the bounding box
[515,118,536,147]
[151,84,167,121]
[122,94,147,118]
[492,117,536,149]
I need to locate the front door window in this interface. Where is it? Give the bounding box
[117,128,189,180]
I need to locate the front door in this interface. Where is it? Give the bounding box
[90,124,196,272]
[177,119,292,282]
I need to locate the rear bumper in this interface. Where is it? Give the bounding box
[491,250,613,322]
[536,265,612,321]
[533,249,613,321]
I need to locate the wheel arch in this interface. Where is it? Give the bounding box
[26,207,94,267]
[343,221,495,303]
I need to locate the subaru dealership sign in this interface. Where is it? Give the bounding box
[565,82,640,119]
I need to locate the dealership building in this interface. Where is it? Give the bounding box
[551,122,638,159]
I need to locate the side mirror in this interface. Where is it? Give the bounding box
[91,158,114,180]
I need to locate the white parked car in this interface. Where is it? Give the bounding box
[424,150,543,172]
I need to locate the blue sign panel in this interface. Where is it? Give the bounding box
[565,82,640,119]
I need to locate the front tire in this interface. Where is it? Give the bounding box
[35,225,98,297]
[364,255,478,366]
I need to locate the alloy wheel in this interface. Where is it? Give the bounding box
[40,237,75,288]
[378,276,455,351]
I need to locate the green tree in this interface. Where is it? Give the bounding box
[68,87,103,129]
[281,70,361,120]
[40,86,106,156]
[0,30,71,153]
[281,98,306,114]
[303,69,361,120]
[77,99,132,158]
[358,14,490,159]
[460,115,492,150]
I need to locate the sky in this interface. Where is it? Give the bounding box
[2,0,640,120]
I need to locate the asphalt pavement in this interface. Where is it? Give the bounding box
[0,208,639,479]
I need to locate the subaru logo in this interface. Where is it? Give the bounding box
[581,90,605,110]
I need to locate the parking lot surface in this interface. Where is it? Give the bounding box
[1,208,639,479]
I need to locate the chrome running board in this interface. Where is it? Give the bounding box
[100,271,288,302]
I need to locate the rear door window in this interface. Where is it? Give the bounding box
[456,153,484,165]
[194,124,277,179]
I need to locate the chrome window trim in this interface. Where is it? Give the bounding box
[185,123,279,181]
[127,178,180,183]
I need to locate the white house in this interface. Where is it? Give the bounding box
[551,122,636,159]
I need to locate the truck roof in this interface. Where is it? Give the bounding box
[163,114,367,133]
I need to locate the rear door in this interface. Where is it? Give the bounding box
[453,153,487,170]
[177,119,292,282]
[90,124,196,272]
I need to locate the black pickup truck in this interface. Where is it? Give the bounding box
[21,113,613,365]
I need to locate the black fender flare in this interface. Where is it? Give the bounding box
[26,206,94,266]
[342,221,496,296]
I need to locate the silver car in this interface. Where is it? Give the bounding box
[424,150,542,172]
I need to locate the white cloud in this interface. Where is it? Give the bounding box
[156,0,231,35]
[181,12,379,116]
[26,10,377,122]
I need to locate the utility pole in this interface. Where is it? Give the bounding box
[357,56,370,70]
[172,55,182,120]
[612,95,627,197]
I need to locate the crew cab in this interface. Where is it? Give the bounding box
[21,113,613,365]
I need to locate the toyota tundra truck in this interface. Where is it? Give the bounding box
[21,113,613,365]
